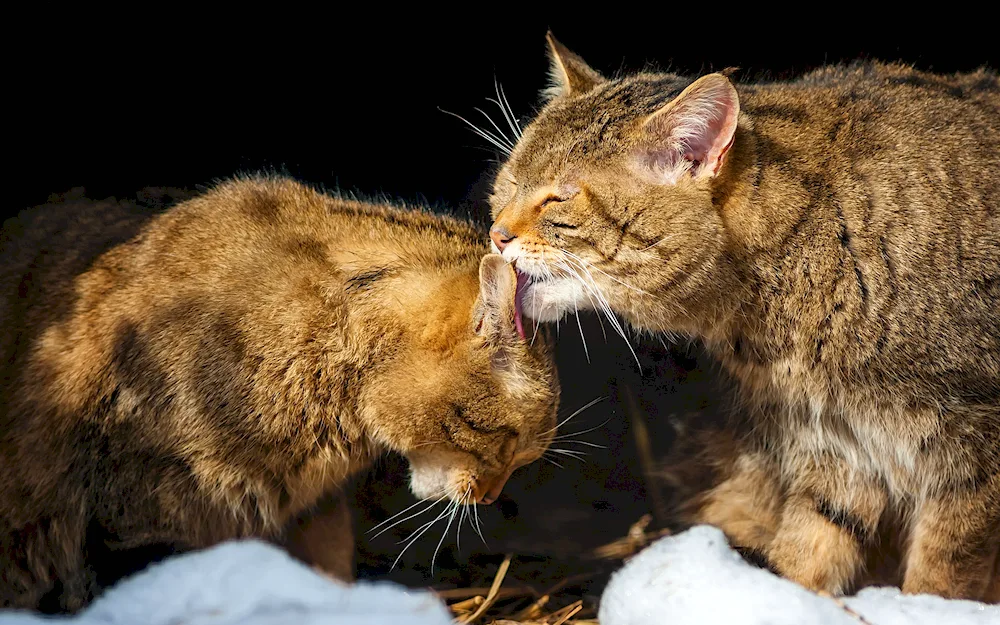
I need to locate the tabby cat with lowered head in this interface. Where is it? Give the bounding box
[0,177,559,611]
[487,34,999,600]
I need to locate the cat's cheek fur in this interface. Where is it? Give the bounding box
[406,451,477,501]
[519,279,593,322]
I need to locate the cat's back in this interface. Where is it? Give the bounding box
[0,190,181,394]
[729,63,999,403]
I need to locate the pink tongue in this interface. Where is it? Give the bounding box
[514,270,529,340]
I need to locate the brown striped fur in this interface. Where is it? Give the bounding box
[489,34,999,600]
[0,177,559,611]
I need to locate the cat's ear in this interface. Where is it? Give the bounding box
[474,254,518,344]
[635,73,740,184]
[543,31,605,101]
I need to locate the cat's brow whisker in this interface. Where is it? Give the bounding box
[472,107,516,151]
[499,83,522,138]
[493,77,522,139]
[437,108,512,155]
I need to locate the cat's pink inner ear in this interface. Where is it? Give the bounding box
[639,74,740,183]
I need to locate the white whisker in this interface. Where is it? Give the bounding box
[391,499,454,571]
[553,440,607,449]
[438,108,512,155]
[430,499,462,574]
[574,301,590,363]
[497,80,522,138]
[551,418,612,441]
[541,396,607,437]
[473,107,515,151]
[542,455,565,469]
[471,497,487,547]
[367,495,444,538]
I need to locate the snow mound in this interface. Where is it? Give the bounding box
[0,540,452,625]
[600,525,998,625]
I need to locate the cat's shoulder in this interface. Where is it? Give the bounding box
[748,60,998,98]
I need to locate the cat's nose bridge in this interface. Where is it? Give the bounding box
[491,203,539,251]
[490,223,516,251]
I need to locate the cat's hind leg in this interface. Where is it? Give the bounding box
[767,455,886,595]
[902,473,1000,601]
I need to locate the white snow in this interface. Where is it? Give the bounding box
[599,525,999,625]
[0,540,453,625]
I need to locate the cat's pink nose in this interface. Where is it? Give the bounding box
[475,466,517,504]
[490,225,516,251]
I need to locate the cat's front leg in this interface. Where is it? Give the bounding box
[691,449,783,558]
[767,455,886,595]
[903,474,1000,601]
[281,490,355,582]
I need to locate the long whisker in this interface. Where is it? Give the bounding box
[548,449,588,462]
[542,455,565,469]
[552,439,607,449]
[455,487,471,554]
[540,396,607,437]
[550,418,613,441]
[368,497,447,540]
[574,301,590,363]
[430,498,462,574]
[391,500,454,570]
[471,498,487,547]
[367,495,443,536]
[490,77,522,141]
[496,80,522,138]
[562,249,650,295]
[438,108,512,155]
[556,255,641,370]
[529,285,540,346]
[473,107,515,151]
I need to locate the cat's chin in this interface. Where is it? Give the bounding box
[518,277,592,323]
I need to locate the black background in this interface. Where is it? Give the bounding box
[10,16,998,219]
[6,13,1000,594]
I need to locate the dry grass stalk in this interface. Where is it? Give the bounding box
[437,586,536,601]
[817,591,874,625]
[622,384,670,525]
[590,514,671,560]
[456,553,513,624]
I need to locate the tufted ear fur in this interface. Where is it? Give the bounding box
[474,254,517,344]
[634,73,740,184]
[542,31,605,102]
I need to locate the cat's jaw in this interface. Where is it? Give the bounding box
[499,241,596,324]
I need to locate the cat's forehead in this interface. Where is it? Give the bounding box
[508,73,693,181]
